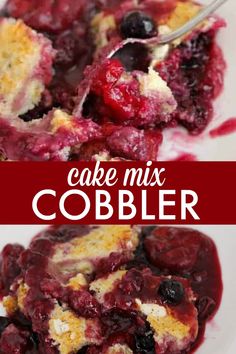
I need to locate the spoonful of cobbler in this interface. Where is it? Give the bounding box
[108,0,228,58]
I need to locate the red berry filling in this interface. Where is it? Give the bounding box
[144,227,202,272]
[89,59,175,127]
[107,126,163,160]
[0,324,32,354]
[157,30,226,133]
[144,227,223,316]
[6,0,87,33]
[0,244,25,294]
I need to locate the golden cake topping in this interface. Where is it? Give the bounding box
[0,18,54,118]
[52,225,139,274]
[49,304,101,354]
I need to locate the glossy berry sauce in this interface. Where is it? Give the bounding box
[0,0,226,161]
[143,226,223,352]
[209,117,236,138]
[0,226,222,353]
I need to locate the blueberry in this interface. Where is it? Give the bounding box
[158,280,184,305]
[120,11,157,39]
[134,329,155,353]
[0,317,11,335]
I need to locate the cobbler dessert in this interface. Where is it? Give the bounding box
[0,0,226,160]
[0,225,222,353]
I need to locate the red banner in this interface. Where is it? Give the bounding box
[0,162,235,224]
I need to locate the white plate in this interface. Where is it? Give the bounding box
[0,225,236,354]
[0,0,235,160]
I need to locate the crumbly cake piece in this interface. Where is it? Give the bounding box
[0,108,101,161]
[0,18,55,118]
[136,296,198,353]
[49,304,102,354]
[3,279,29,316]
[52,225,139,275]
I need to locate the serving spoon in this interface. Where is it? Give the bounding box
[108,0,228,58]
[75,0,228,115]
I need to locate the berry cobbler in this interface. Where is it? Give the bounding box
[0,0,226,160]
[0,225,222,353]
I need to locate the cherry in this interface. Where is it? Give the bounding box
[144,227,201,272]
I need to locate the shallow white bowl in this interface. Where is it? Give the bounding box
[0,225,236,353]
